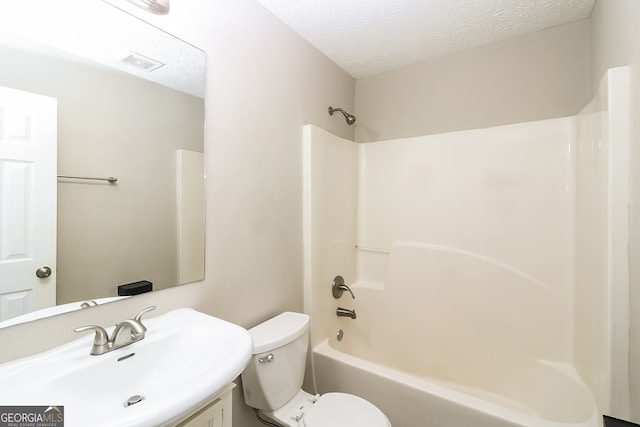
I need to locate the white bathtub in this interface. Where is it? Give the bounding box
[304,117,618,426]
[313,338,599,427]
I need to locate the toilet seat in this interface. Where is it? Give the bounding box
[300,393,390,427]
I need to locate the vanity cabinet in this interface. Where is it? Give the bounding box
[173,383,234,427]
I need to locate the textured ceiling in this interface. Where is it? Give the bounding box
[255,0,596,79]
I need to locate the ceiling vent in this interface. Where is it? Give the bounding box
[120,52,164,72]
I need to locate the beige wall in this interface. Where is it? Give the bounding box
[4,0,640,424]
[591,0,640,422]
[354,20,591,142]
[0,0,354,426]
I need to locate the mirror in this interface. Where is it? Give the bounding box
[0,1,205,326]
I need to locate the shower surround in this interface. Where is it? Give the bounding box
[303,67,630,426]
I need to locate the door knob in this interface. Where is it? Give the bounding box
[35,266,52,278]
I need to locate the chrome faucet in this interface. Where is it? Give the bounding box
[74,306,155,355]
[111,319,147,346]
[336,307,356,319]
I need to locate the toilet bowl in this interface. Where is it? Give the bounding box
[241,312,391,427]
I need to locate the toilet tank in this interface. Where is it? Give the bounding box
[241,312,310,410]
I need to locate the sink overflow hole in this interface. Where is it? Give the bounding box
[117,352,135,362]
[125,395,144,407]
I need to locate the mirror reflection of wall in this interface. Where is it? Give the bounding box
[0,41,205,307]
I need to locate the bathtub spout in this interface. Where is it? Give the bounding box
[336,307,356,319]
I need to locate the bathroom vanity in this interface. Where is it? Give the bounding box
[173,383,234,427]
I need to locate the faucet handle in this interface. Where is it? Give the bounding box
[74,325,109,354]
[134,306,156,324]
[332,276,355,299]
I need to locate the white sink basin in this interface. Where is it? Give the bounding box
[0,308,252,427]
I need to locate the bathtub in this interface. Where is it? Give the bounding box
[304,118,616,426]
[313,338,599,427]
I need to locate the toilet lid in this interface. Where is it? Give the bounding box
[301,393,390,427]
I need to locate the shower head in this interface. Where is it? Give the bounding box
[328,106,356,125]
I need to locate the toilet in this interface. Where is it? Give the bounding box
[241,312,391,427]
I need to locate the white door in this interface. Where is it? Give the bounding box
[0,85,57,321]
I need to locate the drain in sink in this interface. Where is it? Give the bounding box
[125,395,144,407]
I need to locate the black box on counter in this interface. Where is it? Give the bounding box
[118,280,152,296]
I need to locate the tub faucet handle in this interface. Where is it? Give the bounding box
[332,275,355,299]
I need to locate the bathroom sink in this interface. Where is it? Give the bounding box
[0,308,252,427]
